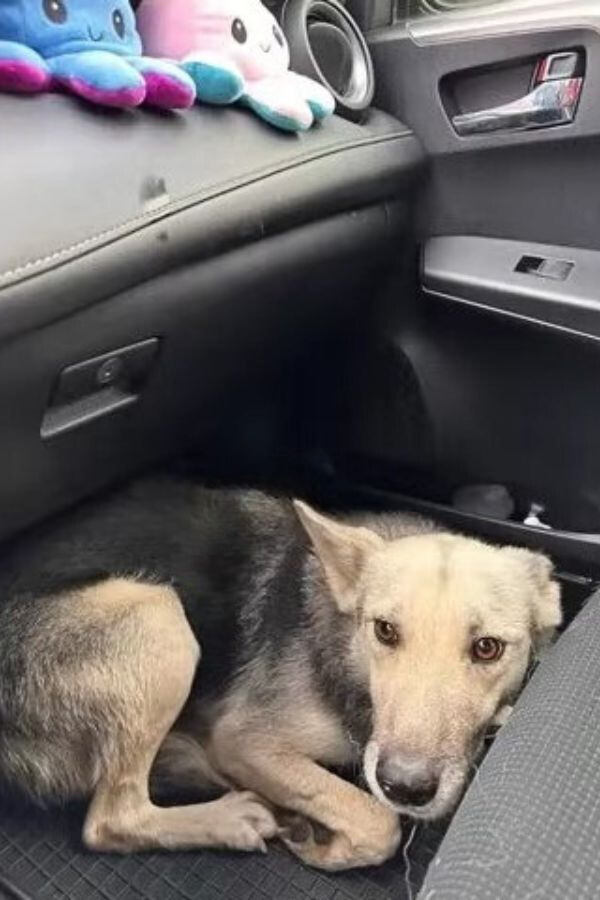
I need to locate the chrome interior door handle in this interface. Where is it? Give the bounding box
[452,76,583,136]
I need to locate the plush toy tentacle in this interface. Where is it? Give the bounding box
[181,53,245,105]
[134,0,336,131]
[244,77,314,132]
[0,41,51,93]
[47,51,146,108]
[285,71,335,121]
[126,56,196,109]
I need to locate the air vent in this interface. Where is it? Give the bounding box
[283,0,374,121]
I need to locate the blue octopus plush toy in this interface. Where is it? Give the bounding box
[0,0,196,108]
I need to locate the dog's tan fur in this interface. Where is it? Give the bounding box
[199,506,560,868]
[68,579,278,855]
[296,510,561,821]
[0,497,561,870]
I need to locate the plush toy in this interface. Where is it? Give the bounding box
[137,0,335,132]
[0,0,195,109]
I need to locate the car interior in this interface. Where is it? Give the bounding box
[1,0,600,897]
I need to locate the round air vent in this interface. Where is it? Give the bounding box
[282,0,374,121]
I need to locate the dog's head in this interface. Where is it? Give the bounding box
[295,502,561,821]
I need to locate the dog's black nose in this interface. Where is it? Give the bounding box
[376,757,439,808]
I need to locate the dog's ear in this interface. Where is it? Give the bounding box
[502,547,562,650]
[293,501,383,610]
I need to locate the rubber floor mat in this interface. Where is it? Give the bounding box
[0,798,445,900]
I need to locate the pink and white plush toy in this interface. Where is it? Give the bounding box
[137,0,335,132]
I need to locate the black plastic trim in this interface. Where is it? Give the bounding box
[422,235,600,341]
[345,483,600,576]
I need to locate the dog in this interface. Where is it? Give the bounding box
[0,476,561,870]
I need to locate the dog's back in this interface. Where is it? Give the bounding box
[0,476,438,806]
[0,477,439,708]
[0,478,305,702]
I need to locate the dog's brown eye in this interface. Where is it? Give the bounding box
[472,637,505,663]
[374,619,400,648]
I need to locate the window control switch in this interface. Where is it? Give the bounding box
[515,255,574,281]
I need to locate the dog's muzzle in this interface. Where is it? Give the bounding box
[375,753,440,810]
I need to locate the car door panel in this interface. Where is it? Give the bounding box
[422,235,600,338]
[319,4,600,564]
[371,24,600,248]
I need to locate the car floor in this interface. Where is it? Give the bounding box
[0,796,446,900]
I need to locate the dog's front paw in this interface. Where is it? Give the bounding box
[361,805,403,866]
[210,791,278,853]
[282,807,401,870]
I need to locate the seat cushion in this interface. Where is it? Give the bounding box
[419,588,600,899]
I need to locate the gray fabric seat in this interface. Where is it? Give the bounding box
[419,589,600,899]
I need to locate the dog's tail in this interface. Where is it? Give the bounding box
[0,731,97,806]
